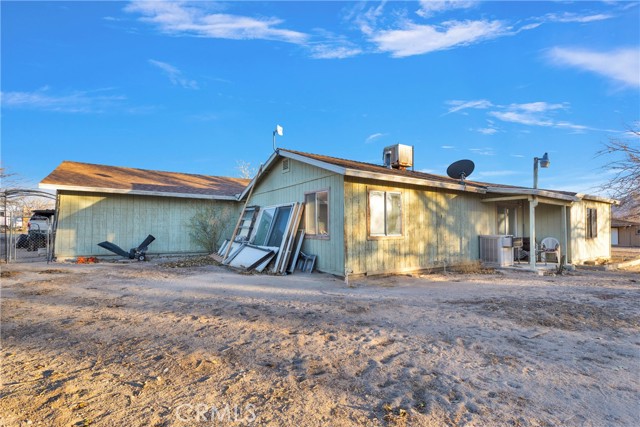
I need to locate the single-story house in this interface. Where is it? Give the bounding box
[611,219,640,247]
[39,148,616,273]
[39,161,248,259]
[237,147,615,276]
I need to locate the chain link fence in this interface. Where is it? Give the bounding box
[1,212,53,263]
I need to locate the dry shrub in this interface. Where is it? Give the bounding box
[382,403,409,426]
[1,270,19,278]
[449,261,496,275]
[187,203,235,254]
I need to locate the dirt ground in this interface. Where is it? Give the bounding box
[1,258,639,427]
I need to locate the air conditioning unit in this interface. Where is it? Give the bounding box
[479,235,514,267]
[383,144,413,169]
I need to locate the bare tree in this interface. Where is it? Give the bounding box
[235,160,257,179]
[599,127,640,221]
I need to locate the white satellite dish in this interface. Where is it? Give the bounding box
[273,124,284,151]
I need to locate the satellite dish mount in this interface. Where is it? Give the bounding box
[446,159,475,185]
[273,125,283,152]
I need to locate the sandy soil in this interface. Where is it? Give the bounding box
[1,259,639,427]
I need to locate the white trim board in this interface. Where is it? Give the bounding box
[39,183,240,201]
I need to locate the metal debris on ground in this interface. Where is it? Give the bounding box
[296,252,316,273]
[97,235,155,261]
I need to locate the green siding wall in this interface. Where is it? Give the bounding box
[55,191,241,258]
[248,158,345,276]
[344,178,496,275]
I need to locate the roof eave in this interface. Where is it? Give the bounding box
[280,150,347,175]
[39,183,239,201]
[485,186,580,202]
[344,169,487,193]
[575,193,619,204]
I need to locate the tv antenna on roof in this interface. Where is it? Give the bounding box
[446,159,475,184]
[273,124,283,152]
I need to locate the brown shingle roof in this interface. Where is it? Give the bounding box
[282,149,608,197]
[282,149,488,190]
[40,161,249,198]
[279,149,614,202]
[612,218,640,227]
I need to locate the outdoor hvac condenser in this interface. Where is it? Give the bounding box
[479,235,514,267]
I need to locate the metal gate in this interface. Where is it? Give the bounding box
[1,189,57,264]
[1,212,54,263]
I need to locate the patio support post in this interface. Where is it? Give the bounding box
[529,196,538,270]
[562,205,568,263]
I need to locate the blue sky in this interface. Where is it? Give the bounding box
[2,1,639,196]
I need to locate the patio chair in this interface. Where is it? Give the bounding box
[539,237,561,265]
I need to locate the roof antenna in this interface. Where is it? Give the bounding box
[273,124,283,152]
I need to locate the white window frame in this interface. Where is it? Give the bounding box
[368,190,403,239]
[304,189,330,239]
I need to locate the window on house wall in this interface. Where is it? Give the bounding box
[586,208,598,239]
[497,206,519,236]
[369,190,402,237]
[305,190,329,237]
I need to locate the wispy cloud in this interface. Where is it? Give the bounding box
[543,12,614,24]
[441,145,455,149]
[476,170,518,178]
[1,87,126,113]
[469,147,495,156]
[370,19,506,58]
[148,59,198,89]
[445,99,493,114]
[365,132,388,143]
[190,112,219,122]
[308,32,362,59]
[446,99,613,133]
[489,102,567,127]
[126,1,308,44]
[416,0,478,18]
[489,102,566,127]
[352,2,621,59]
[127,1,366,60]
[547,47,640,88]
[310,45,362,59]
[476,127,498,135]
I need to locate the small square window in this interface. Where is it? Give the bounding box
[282,158,290,173]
